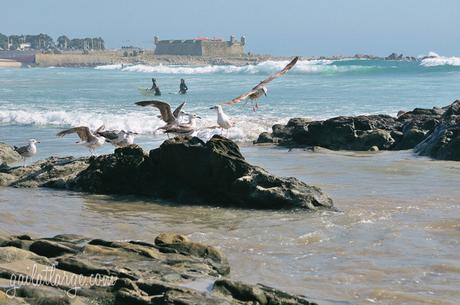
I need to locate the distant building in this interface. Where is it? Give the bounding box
[154,35,245,56]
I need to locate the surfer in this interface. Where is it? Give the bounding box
[150,78,161,96]
[179,79,188,94]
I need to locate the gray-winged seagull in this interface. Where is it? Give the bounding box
[225,56,299,111]
[56,126,105,155]
[14,139,40,166]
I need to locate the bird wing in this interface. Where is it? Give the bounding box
[172,101,186,119]
[97,130,119,141]
[56,126,93,142]
[14,145,29,155]
[225,56,299,105]
[135,100,174,123]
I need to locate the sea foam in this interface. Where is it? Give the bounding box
[95,59,373,75]
[0,108,282,143]
[420,52,460,67]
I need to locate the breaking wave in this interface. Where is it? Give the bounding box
[420,52,460,67]
[0,108,283,143]
[95,59,375,75]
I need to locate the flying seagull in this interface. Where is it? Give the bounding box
[225,56,299,110]
[56,126,105,155]
[135,100,186,129]
[96,127,137,148]
[164,113,200,137]
[210,105,233,135]
[14,139,39,166]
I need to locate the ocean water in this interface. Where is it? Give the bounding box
[1,55,460,305]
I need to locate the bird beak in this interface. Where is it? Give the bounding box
[264,92,267,96]
[197,116,202,119]
[37,141,41,143]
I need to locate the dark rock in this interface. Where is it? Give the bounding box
[394,128,427,150]
[254,132,274,144]
[415,100,460,160]
[73,137,333,210]
[29,240,78,257]
[1,137,333,210]
[256,100,460,160]
[213,279,317,305]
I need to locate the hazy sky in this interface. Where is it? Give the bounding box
[2,0,459,56]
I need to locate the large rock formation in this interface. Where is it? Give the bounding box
[0,233,316,305]
[415,101,460,160]
[0,136,333,210]
[255,101,460,160]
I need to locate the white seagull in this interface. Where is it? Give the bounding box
[225,56,299,111]
[14,139,39,166]
[164,113,201,137]
[96,127,137,148]
[210,105,233,135]
[135,100,186,129]
[56,126,105,155]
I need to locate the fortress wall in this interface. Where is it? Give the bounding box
[154,40,202,56]
[35,52,120,66]
[201,41,243,57]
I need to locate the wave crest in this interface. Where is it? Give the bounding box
[0,109,280,143]
[420,52,460,67]
[95,59,373,75]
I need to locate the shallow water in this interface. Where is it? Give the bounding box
[1,147,459,305]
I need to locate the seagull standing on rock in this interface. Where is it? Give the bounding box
[14,139,39,166]
[210,105,233,135]
[56,126,105,155]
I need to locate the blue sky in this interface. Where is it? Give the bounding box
[2,0,459,56]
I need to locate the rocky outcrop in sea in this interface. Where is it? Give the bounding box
[0,136,333,210]
[255,100,460,161]
[0,232,316,305]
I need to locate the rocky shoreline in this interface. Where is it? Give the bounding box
[0,232,316,305]
[0,136,333,210]
[255,100,460,161]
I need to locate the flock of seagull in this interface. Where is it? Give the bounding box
[12,57,299,165]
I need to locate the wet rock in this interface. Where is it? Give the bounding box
[0,233,316,305]
[213,279,317,305]
[415,100,460,160]
[257,101,460,160]
[0,137,333,210]
[0,142,21,165]
[29,240,79,258]
[72,136,333,210]
[394,128,427,150]
[254,132,274,144]
[155,232,230,275]
[369,146,379,152]
[0,157,89,188]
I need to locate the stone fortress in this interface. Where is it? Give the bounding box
[154,35,245,57]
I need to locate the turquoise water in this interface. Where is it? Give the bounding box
[2,58,460,149]
[1,58,460,305]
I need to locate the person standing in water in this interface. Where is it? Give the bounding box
[179,79,188,95]
[150,78,161,96]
